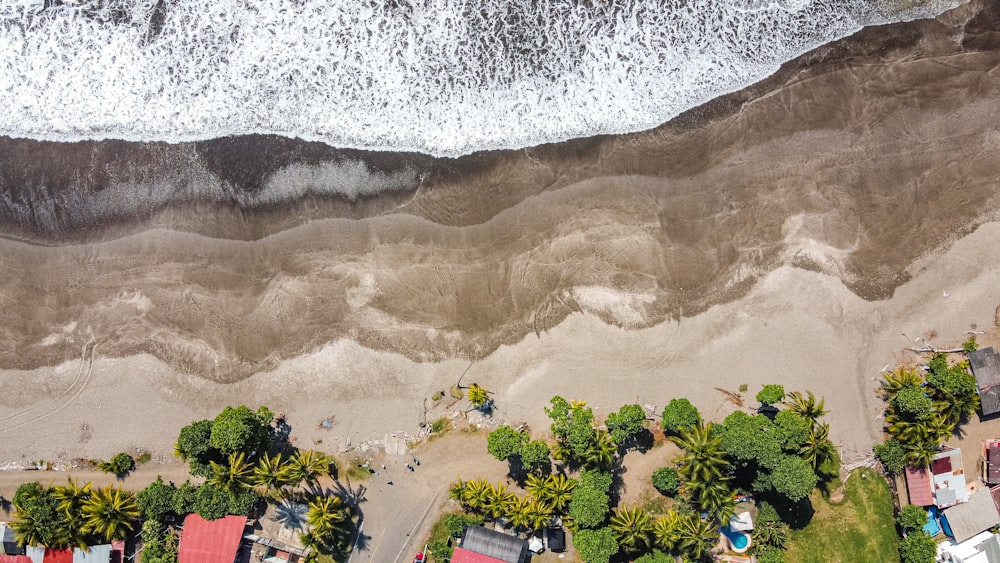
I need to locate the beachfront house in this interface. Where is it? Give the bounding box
[942,488,1000,544]
[969,347,1000,417]
[24,545,116,563]
[933,449,971,508]
[0,556,32,563]
[177,514,247,563]
[451,526,530,563]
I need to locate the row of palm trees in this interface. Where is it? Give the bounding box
[881,366,972,467]
[207,449,333,501]
[448,474,575,532]
[13,479,139,549]
[610,505,719,561]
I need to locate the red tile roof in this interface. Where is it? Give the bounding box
[0,556,33,563]
[42,549,73,563]
[177,514,246,563]
[905,465,934,507]
[450,548,508,563]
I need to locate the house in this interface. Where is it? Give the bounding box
[451,526,530,563]
[984,440,1000,485]
[906,465,935,507]
[24,546,113,563]
[938,530,1000,563]
[0,556,32,563]
[933,449,970,508]
[177,514,247,563]
[969,347,1000,416]
[943,489,1000,543]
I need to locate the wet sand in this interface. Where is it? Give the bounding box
[0,0,999,464]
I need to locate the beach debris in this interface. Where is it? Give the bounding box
[715,387,744,407]
[318,415,336,430]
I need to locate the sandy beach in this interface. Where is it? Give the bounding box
[0,0,997,498]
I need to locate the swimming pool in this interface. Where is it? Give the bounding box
[722,525,750,551]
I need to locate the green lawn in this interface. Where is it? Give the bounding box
[785,468,899,563]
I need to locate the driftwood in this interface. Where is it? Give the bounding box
[908,346,964,354]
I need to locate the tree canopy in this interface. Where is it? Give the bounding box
[756,384,786,406]
[661,398,700,435]
[486,425,527,462]
[768,455,818,502]
[569,482,611,529]
[573,527,618,563]
[606,404,646,445]
[209,405,274,457]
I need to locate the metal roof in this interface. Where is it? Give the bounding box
[178,514,247,563]
[451,548,509,563]
[945,489,1000,543]
[72,546,110,563]
[906,465,934,506]
[971,348,1000,415]
[459,527,529,563]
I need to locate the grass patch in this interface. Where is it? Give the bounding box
[785,468,899,563]
[424,511,464,562]
[341,458,374,482]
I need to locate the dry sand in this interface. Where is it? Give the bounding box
[0,0,998,486]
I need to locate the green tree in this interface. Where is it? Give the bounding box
[487,425,527,461]
[774,410,811,452]
[193,484,230,520]
[610,505,654,554]
[897,504,928,531]
[899,531,936,563]
[606,404,646,446]
[881,368,924,399]
[661,398,701,435]
[769,455,818,502]
[573,527,618,563]
[209,405,274,457]
[172,481,198,515]
[545,396,573,441]
[719,411,783,469]
[652,511,682,552]
[756,384,786,406]
[799,421,837,472]
[874,438,907,474]
[521,440,551,472]
[569,483,610,529]
[651,466,679,496]
[139,519,178,563]
[578,469,613,493]
[136,477,176,523]
[634,551,673,563]
[583,430,617,469]
[892,386,935,421]
[11,482,71,548]
[175,419,215,476]
[81,485,139,542]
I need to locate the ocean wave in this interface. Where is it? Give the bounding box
[0,0,959,157]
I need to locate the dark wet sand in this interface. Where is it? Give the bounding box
[0,0,998,381]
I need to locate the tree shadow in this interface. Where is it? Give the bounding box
[273,501,308,531]
[765,495,815,529]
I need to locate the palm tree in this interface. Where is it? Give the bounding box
[610,505,654,553]
[11,514,46,548]
[306,495,347,535]
[81,485,139,542]
[484,483,515,520]
[902,439,939,468]
[543,474,575,514]
[525,474,550,501]
[583,430,617,469]
[461,478,491,513]
[652,511,682,552]
[448,478,467,504]
[799,422,838,472]
[51,478,93,546]
[288,450,331,487]
[689,479,734,523]
[677,513,719,561]
[525,496,552,531]
[208,452,255,498]
[784,391,828,427]
[671,422,728,483]
[881,368,924,399]
[467,384,491,409]
[254,453,294,499]
[505,495,534,531]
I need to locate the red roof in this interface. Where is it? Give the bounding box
[905,465,934,507]
[42,549,73,563]
[450,547,508,563]
[178,514,247,563]
[0,556,33,563]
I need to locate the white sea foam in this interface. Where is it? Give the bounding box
[0,0,960,157]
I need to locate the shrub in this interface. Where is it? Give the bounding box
[892,386,934,421]
[964,337,978,354]
[651,467,679,496]
[757,384,786,406]
[661,398,700,435]
[573,527,618,563]
[606,404,646,445]
[100,452,135,475]
[569,483,611,529]
[443,513,484,538]
[487,425,527,461]
[874,438,906,474]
